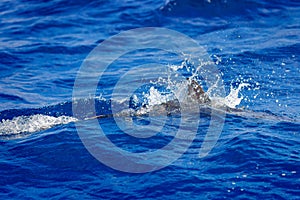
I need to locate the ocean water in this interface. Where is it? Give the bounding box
[0,0,300,199]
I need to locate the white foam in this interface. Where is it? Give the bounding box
[223,83,250,108]
[145,86,168,106]
[0,114,78,135]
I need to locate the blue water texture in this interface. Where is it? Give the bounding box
[0,0,300,199]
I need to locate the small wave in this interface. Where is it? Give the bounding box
[160,0,293,18]
[0,114,78,136]
[160,0,257,18]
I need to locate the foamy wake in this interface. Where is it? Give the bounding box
[0,114,78,136]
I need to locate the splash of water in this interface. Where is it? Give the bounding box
[223,83,250,108]
[0,114,78,135]
[165,60,251,109]
[145,87,169,106]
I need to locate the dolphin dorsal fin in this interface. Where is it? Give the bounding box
[187,78,211,103]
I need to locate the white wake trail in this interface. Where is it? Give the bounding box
[0,114,78,135]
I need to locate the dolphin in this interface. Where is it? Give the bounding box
[85,77,296,124]
[89,78,213,119]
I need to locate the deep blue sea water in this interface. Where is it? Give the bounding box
[0,0,300,199]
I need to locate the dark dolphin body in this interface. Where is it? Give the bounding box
[90,79,215,119]
[89,79,295,123]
